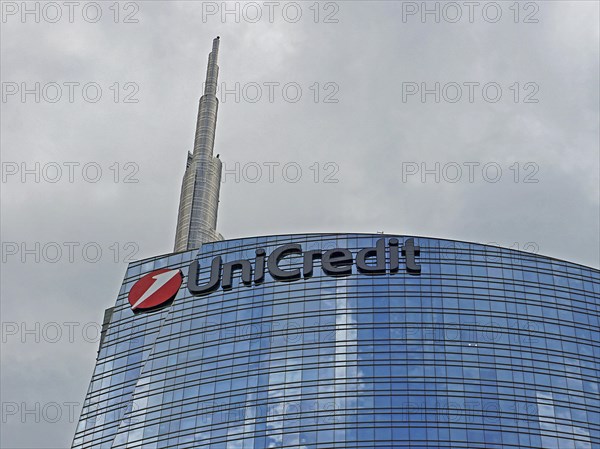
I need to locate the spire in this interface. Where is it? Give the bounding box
[174,37,224,252]
[204,36,219,95]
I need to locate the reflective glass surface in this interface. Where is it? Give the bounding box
[71,234,600,448]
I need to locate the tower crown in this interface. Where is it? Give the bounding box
[174,37,223,252]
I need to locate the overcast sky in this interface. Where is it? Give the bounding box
[1,1,599,447]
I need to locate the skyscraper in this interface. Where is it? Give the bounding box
[71,39,600,448]
[174,37,223,252]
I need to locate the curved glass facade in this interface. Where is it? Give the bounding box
[72,234,600,448]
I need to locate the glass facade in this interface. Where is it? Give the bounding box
[71,233,600,448]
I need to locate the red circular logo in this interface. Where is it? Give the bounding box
[128,268,183,312]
